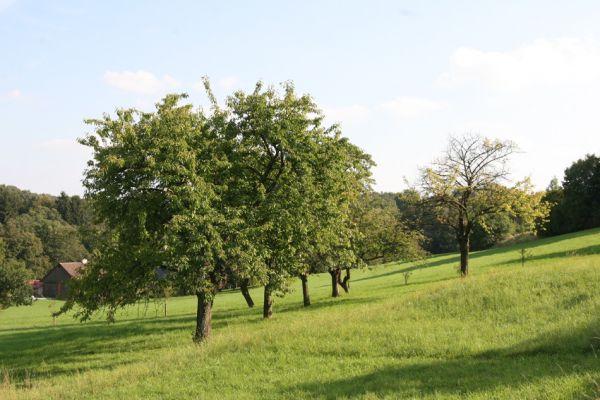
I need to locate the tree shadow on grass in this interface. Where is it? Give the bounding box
[288,355,598,399]
[0,292,375,386]
[0,307,263,384]
[352,262,442,284]
[488,244,600,268]
[275,296,377,315]
[287,321,600,399]
[0,314,196,383]
[0,309,196,334]
[0,290,270,336]
[423,228,600,270]
[395,240,600,277]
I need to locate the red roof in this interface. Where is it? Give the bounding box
[58,262,85,277]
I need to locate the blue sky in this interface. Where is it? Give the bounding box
[2,0,600,195]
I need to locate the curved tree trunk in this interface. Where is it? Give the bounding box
[329,269,340,297]
[194,292,213,342]
[338,267,351,293]
[263,285,273,318]
[240,279,254,308]
[300,273,311,306]
[459,236,469,276]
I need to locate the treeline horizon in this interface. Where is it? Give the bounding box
[1,150,598,278]
[0,187,92,278]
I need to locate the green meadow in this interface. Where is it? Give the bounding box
[2,228,600,399]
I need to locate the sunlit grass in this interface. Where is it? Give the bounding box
[1,228,600,399]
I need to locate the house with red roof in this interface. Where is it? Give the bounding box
[41,261,86,299]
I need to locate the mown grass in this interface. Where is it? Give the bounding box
[1,228,600,399]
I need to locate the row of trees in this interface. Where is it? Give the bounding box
[59,82,425,341]
[1,82,549,340]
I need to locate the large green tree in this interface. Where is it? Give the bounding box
[63,81,372,340]
[62,93,259,341]
[299,136,373,303]
[222,82,372,317]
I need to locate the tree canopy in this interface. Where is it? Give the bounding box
[63,81,374,341]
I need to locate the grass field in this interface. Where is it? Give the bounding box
[1,228,600,399]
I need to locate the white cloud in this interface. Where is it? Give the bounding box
[381,96,445,118]
[103,70,181,94]
[439,38,600,91]
[323,105,371,125]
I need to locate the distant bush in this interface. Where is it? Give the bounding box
[493,232,537,248]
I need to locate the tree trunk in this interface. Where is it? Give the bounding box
[300,273,311,306]
[329,269,340,297]
[240,280,254,308]
[263,285,273,318]
[459,237,470,276]
[194,292,213,342]
[339,267,351,293]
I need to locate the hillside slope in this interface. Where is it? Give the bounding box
[1,229,600,399]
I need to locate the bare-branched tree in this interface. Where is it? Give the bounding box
[421,133,528,276]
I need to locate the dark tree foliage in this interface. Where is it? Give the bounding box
[1,207,88,277]
[0,185,91,278]
[469,213,518,251]
[56,192,92,226]
[540,155,600,236]
[0,239,33,309]
[393,190,457,254]
[0,185,36,224]
[537,178,565,236]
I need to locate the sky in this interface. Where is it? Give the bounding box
[2,0,600,196]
